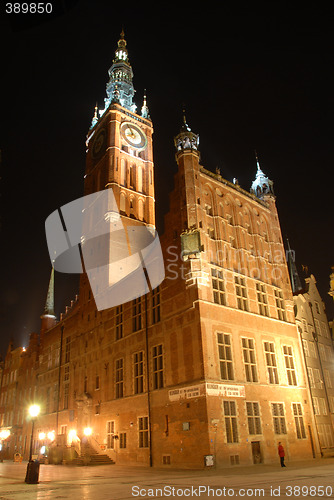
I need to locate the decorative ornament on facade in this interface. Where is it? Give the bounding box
[174,113,199,152]
[141,90,150,119]
[250,151,275,199]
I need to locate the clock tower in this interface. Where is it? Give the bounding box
[85,30,155,230]
[80,31,156,307]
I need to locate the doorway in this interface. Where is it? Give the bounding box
[251,441,262,464]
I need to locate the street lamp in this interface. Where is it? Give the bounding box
[25,404,40,484]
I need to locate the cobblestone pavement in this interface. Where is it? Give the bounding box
[0,458,334,499]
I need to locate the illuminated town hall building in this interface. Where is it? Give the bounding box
[1,31,333,468]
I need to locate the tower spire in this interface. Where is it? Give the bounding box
[43,267,55,316]
[286,238,303,293]
[105,29,136,113]
[40,267,57,338]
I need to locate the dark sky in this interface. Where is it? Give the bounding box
[1,2,333,358]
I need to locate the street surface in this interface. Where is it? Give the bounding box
[0,457,333,499]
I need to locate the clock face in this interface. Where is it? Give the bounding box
[92,128,107,159]
[120,121,147,150]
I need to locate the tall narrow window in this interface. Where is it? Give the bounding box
[63,383,69,410]
[152,344,163,389]
[292,403,306,439]
[132,297,142,332]
[119,432,127,449]
[271,403,287,434]
[235,276,248,311]
[264,341,279,384]
[217,333,234,380]
[212,268,226,305]
[115,358,124,398]
[223,401,238,443]
[65,336,71,363]
[115,305,123,340]
[283,345,297,385]
[134,351,144,394]
[138,416,149,448]
[152,286,161,324]
[256,283,269,316]
[242,338,258,382]
[275,289,286,321]
[246,402,262,434]
[107,421,115,449]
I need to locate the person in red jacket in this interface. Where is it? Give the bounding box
[278,442,286,467]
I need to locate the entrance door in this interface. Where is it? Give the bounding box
[251,441,262,464]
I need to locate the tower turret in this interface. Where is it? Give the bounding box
[174,112,200,156]
[250,152,275,199]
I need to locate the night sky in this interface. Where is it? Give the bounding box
[1,2,333,358]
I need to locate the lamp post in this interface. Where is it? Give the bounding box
[25,404,40,484]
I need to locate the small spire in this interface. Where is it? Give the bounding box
[43,267,55,316]
[141,89,150,118]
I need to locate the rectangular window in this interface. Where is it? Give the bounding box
[312,397,320,416]
[212,268,226,305]
[302,339,309,358]
[242,338,258,382]
[152,344,163,389]
[271,403,287,434]
[319,398,328,415]
[107,421,115,449]
[152,286,161,324]
[308,368,315,388]
[264,342,279,384]
[256,283,269,316]
[223,400,238,443]
[283,345,297,385]
[246,402,262,435]
[65,336,71,363]
[115,358,124,398]
[63,383,69,409]
[275,289,286,321]
[138,416,149,448]
[134,351,144,394]
[292,403,306,439]
[115,305,123,340]
[235,276,248,311]
[217,333,234,381]
[132,297,142,332]
[119,432,127,449]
